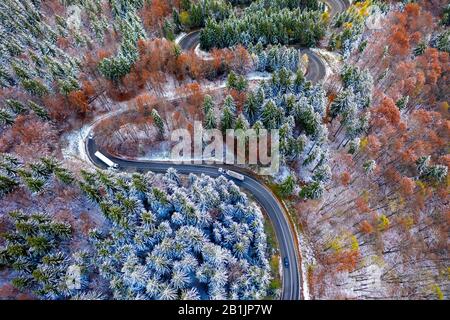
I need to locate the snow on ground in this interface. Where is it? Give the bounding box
[174,32,187,45]
[311,48,344,83]
[195,44,214,61]
[60,69,271,172]
[298,232,316,300]
[61,123,91,163]
[66,5,82,30]
[246,71,272,81]
[60,102,128,164]
[272,164,290,183]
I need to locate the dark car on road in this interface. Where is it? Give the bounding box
[283,257,289,268]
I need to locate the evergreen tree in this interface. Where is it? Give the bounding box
[279,175,296,197]
[220,97,236,131]
[28,100,50,120]
[0,210,72,299]
[261,100,284,129]
[202,94,215,115]
[204,109,217,129]
[5,99,27,114]
[235,113,249,131]
[243,91,260,124]
[299,181,323,200]
[0,109,15,126]
[363,160,376,175]
[151,109,165,137]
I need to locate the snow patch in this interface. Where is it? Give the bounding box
[298,233,316,300]
[246,71,272,81]
[195,44,214,61]
[61,124,91,163]
[66,5,82,30]
[175,32,187,45]
[311,48,343,82]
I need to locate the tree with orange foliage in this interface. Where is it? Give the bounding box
[389,25,410,57]
[327,250,360,273]
[399,176,415,197]
[340,171,351,186]
[68,90,89,116]
[371,96,400,127]
[360,220,374,234]
[354,196,370,213]
[140,0,172,32]
[56,36,70,49]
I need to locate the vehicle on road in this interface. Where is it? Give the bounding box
[284,257,290,268]
[94,151,119,169]
[218,168,244,181]
[88,132,94,139]
[226,169,245,181]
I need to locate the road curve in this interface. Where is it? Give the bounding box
[85,138,301,300]
[323,0,350,17]
[84,0,350,300]
[178,30,201,52]
[178,0,349,84]
[178,30,327,83]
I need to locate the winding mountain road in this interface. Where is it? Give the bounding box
[178,29,327,83]
[86,138,301,300]
[84,0,349,300]
[178,0,349,83]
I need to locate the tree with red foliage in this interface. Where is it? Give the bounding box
[399,176,415,197]
[68,90,89,116]
[140,0,173,32]
[327,250,360,273]
[56,36,70,49]
[340,171,351,186]
[0,115,57,161]
[360,220,374,234]
[372,96,401,127]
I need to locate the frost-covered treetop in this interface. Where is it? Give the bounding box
[81,168,271,300]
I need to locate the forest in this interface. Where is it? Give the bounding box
[0,158,271,299]
[0,0,448,301]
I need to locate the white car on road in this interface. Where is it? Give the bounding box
[218,168,244,181]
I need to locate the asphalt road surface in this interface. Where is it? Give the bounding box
[324,0,350,17]
[178,0,349,84]
[178,30,201,52]
[85,0,350,300]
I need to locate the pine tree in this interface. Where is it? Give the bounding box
[252,120,264,135]
[261,100,283,129]
[0,109,15,126]
[180,287,200,300]
[151,109,165,137]
[363,160,376,175]
[21,78,49,97]
[28,100,50,120]
[226,71,238,90]
[299,181,323,199]
[235,113,249,131]
[202,94,215,115]
[279,175,296,197]
[294,100,321,136]
[221,103,235,131]
[0,210,72,299]
[222,95,236,113]
[243,91,260,124]
[5,99,27,114]
[330,89,356,120]
[163,19,175,41]
[395,96,409,110]
[0,174,19,197]
[204,109,217,129]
